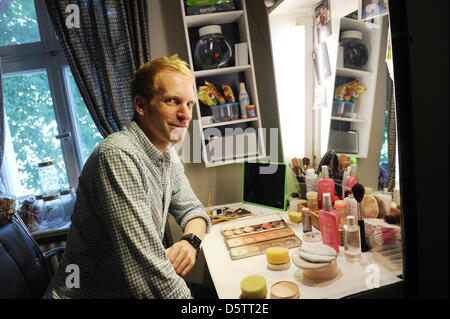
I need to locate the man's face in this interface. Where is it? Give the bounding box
[136,70,195,151]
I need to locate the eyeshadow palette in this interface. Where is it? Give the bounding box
[229,236,302,260]
[221,213,287,239]
[226,227,295,248]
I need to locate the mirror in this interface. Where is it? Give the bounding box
[268,0,403,295]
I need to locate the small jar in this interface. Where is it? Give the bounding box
[34,194,46,226]
[38,160,61,194]
[306,191,319,211]
[43,193,65,229]
[60,187,76,222]
[194,25,232,70]
[341,30,369,70]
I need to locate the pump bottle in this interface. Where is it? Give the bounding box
[319,193,340,253]
[318,165,335,208]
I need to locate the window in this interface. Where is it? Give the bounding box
[1,0,103,197]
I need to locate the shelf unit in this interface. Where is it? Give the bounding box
[327,17,384,158]
[179,0,266,167]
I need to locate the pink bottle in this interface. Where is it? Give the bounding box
[345,164,358,193]
[319,193,340,253]
[318,165,335,208]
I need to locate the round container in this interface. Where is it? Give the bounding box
[34,194,46,226]
[60,187,76,222]
[332,100,355,118]
[38,160,61,194]
[270,281,300,299]
[341,30,369,70]
[246,104,257,118]
[194,25,232,70]
[210,102,239,122]
[43,193,65,229]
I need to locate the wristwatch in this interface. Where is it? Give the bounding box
[181,233,202,250]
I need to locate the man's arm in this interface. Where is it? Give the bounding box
[166,217,207,277]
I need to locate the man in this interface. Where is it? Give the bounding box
[45,55,211,298]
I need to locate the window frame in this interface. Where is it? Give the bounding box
[1,0,88,194]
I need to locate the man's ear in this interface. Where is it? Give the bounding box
[134,95,146,116]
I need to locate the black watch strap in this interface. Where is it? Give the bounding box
[181,233,201,250]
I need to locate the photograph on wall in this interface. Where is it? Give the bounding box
[314,0,331,44]
[312,41,332,85]
[359,0,389,21]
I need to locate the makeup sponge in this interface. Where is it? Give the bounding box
[288,211,302,223]
[266,247,291,270]
[266,247,290,264]
[240,275,267,299]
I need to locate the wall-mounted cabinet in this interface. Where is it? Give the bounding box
[179,0,266,167]
[327,17,384,158]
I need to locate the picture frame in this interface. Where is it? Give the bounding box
[359,0,389,21]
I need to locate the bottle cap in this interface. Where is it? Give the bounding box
[323,193,332,210]
[199,25,222,37]
[346,215,356,226]
[321,165,329,178]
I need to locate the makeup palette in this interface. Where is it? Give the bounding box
[221,213,288,239]
[226,227,295,248]
[229,236,302,260]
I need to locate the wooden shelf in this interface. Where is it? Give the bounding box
[194,65,251,77]
[202,117,258,128]
[336,67,372,78]
[185,10,244,27]
[330,116,367,123]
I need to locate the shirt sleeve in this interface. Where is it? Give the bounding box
[168,160,212,234]
[95,147,191,298]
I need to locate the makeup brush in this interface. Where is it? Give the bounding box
[351,183,370,252]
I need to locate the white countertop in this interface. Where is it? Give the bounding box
[202,203,402,299]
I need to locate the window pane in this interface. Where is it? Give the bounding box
[64,68,103,163]
[2,70,69,195]
[0,0,41,47]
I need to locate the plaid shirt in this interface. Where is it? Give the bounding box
[46,121,211,298]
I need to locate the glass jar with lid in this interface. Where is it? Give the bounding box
[60,187,76,222]
[34,194,46,226]
[194,25,232,70]
[43,193,65,229]
[340,30,369,70]
[38,160,61,194]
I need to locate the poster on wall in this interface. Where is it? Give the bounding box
[359,0,389,21]
[314,0,331,44]
[312,41,332,85]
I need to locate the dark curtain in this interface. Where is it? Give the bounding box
[0,1,15,175]
[385,77,396,192]
[0,57,4,173]
[45,0,151,136]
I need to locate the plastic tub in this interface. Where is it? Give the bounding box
[332,100,355,118]
[210,102,239,122]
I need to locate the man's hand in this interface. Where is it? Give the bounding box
[165,240,197,277]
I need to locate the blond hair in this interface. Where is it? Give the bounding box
[131,54,194,102]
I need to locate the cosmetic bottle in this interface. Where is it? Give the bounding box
[334,200,348,228]
[319,193,340,253]
[305,169,318,193]
[345,164,358,192]
[344,215,362,262]
[306,191,319,211]
[345,194,358,220]
[302,207,312,233]
[318,165,335,208]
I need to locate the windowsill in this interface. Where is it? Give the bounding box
[31,221,71,240]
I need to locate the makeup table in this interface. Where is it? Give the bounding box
[201,203,402,299]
